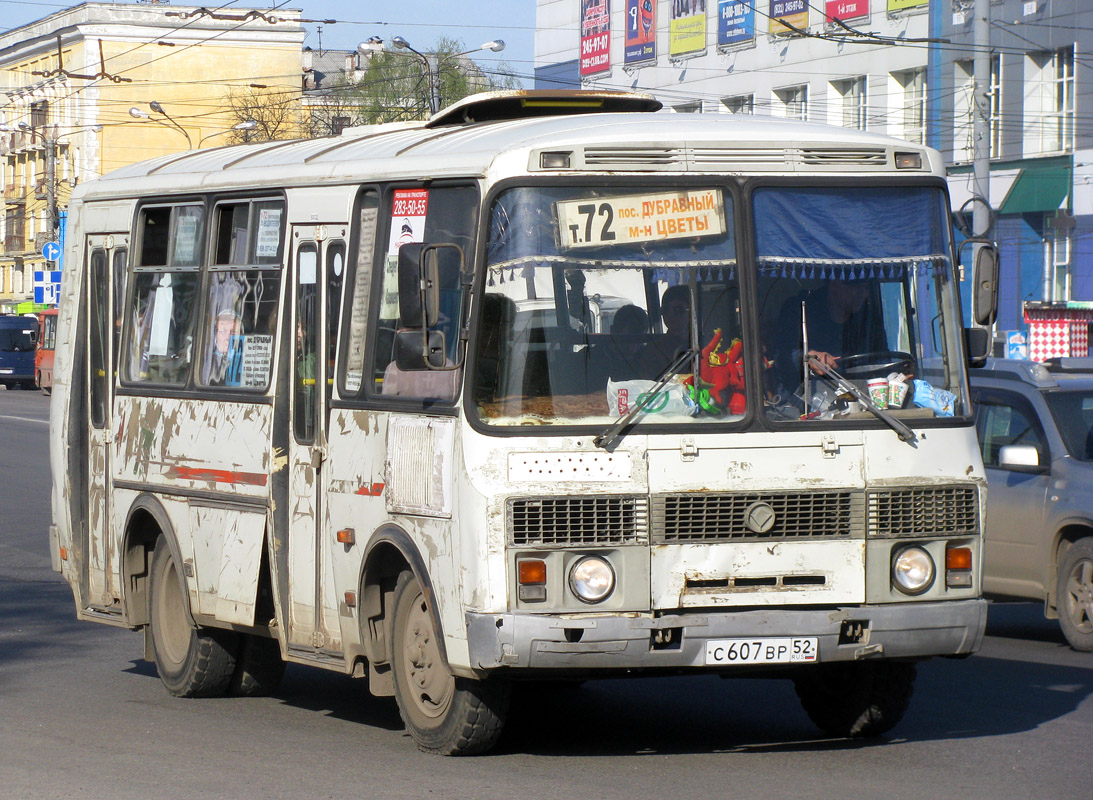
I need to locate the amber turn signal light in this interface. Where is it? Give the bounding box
[518,559,547,585]
[946,547,972,571]
[336,528,355,545]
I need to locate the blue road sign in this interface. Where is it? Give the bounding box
[42,241,61,262]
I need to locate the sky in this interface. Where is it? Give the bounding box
[0,0,538,84]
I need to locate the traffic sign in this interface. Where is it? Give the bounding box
[42,241,61,262]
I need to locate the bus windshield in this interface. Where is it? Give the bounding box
[473,183,966,428]
[0,321,35,352]
[473,185,741,425]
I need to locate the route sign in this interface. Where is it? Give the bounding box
[42,241,61,262]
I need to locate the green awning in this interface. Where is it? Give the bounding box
[1000,162,1071,214]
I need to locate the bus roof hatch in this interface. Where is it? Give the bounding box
[425,89,662,128]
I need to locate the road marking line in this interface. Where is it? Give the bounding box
[0,414,48,425]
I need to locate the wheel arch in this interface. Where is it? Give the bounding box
[121,493,192,629]
[1048,521,1093,613]
[357,524,445,671]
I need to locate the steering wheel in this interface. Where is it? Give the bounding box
[836,350,914,379]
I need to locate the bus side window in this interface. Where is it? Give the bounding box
[340,189,378,397]
[197,199,285,390]
[125,203,205,386]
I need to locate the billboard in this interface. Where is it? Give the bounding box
[625,0,656,65]
[670,0,707,60]
[769,0,808,35]
[825,0,869,24]
[580,0,612,77]
[887,0,927,10]
[718,0,756,50]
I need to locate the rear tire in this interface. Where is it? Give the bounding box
[148,537,238,697]
[390,571,509,755]
[231,634,286,696]
[1057,538,1093,652]
[793,661,916,738]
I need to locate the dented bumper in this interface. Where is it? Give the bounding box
[465,599,987,671]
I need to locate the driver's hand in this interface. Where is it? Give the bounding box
[806,350,838,374]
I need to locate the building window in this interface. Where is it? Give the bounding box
[1027,46,1075,155]
[832,76,867,131]
[892,68,926,145]
[722,94,754,115]
[954,60,974,162]
[331,116,351,135]
[13,268,23,295]
[1051,226,1071,301]
[775,85,808,121]
[672,101,702,113]
[989,55,1001,158]
[30,101,48,129]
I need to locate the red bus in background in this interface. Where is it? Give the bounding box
[35,308,58,395]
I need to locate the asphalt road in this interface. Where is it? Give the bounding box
[1,387,1090,799]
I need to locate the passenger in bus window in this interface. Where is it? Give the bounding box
[640,284,691,375]
[591,303,649,384]
[204,309,243,386]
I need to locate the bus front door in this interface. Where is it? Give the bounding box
[285,230,346,653]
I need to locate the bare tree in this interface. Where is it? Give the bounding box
[225,85,304,143]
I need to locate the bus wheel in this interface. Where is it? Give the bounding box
[792,660,916,738]
[231,634,286,696]
[148,537,238,697]
[1057,538,1093,652]
[390,570,509,755]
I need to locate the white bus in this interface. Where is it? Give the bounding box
[49,90,998,755]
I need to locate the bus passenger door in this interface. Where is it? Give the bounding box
[85,235,128,608]
[285,229,345,652]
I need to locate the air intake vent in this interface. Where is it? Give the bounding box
[651,491,859,543]
[583,146,685,168]
[691,147,789,167]
[508,496,648,546]
[800,148,888,166]
[867,485,979,537]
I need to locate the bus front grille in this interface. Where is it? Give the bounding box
[651,491,858,543]
[866,485,980,537]
[508,496,648,546]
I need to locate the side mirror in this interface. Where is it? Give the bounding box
[998,444,1047,474]
[394,328,446,371]
[397,243,431,328]
[972,243,999,326]
[964,326,990,367]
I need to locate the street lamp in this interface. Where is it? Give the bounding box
[375,36,506,116]
[197,119,258,148]
[130,102,193,148]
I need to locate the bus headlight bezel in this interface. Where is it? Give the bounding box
[568,555,616,604]
[892,545,936,595]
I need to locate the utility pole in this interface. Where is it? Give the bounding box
[44,133,58,236]
[972,0,991,241]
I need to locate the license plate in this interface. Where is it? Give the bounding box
[705,637,818,665]
[0,368,12,374]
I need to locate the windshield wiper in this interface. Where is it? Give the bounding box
[807,357,917,446]
[594,347,697,451]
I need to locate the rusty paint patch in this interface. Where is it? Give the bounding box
[166,465,268,486]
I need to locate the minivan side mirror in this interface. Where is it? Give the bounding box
[998,444,1047,474]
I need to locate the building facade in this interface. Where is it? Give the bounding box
[535,0,1090,346]
[0,2,305,312]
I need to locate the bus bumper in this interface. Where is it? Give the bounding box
[465,599,987,671]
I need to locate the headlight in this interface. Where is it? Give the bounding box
[892,546,935,595]
[569,555,615,603]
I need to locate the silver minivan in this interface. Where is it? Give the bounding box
[970,357,1093,650]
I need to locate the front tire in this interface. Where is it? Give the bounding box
[1057,538,1093,652]
[148,537,238,697]
[793,661,916,738]
[390,571,509,755]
